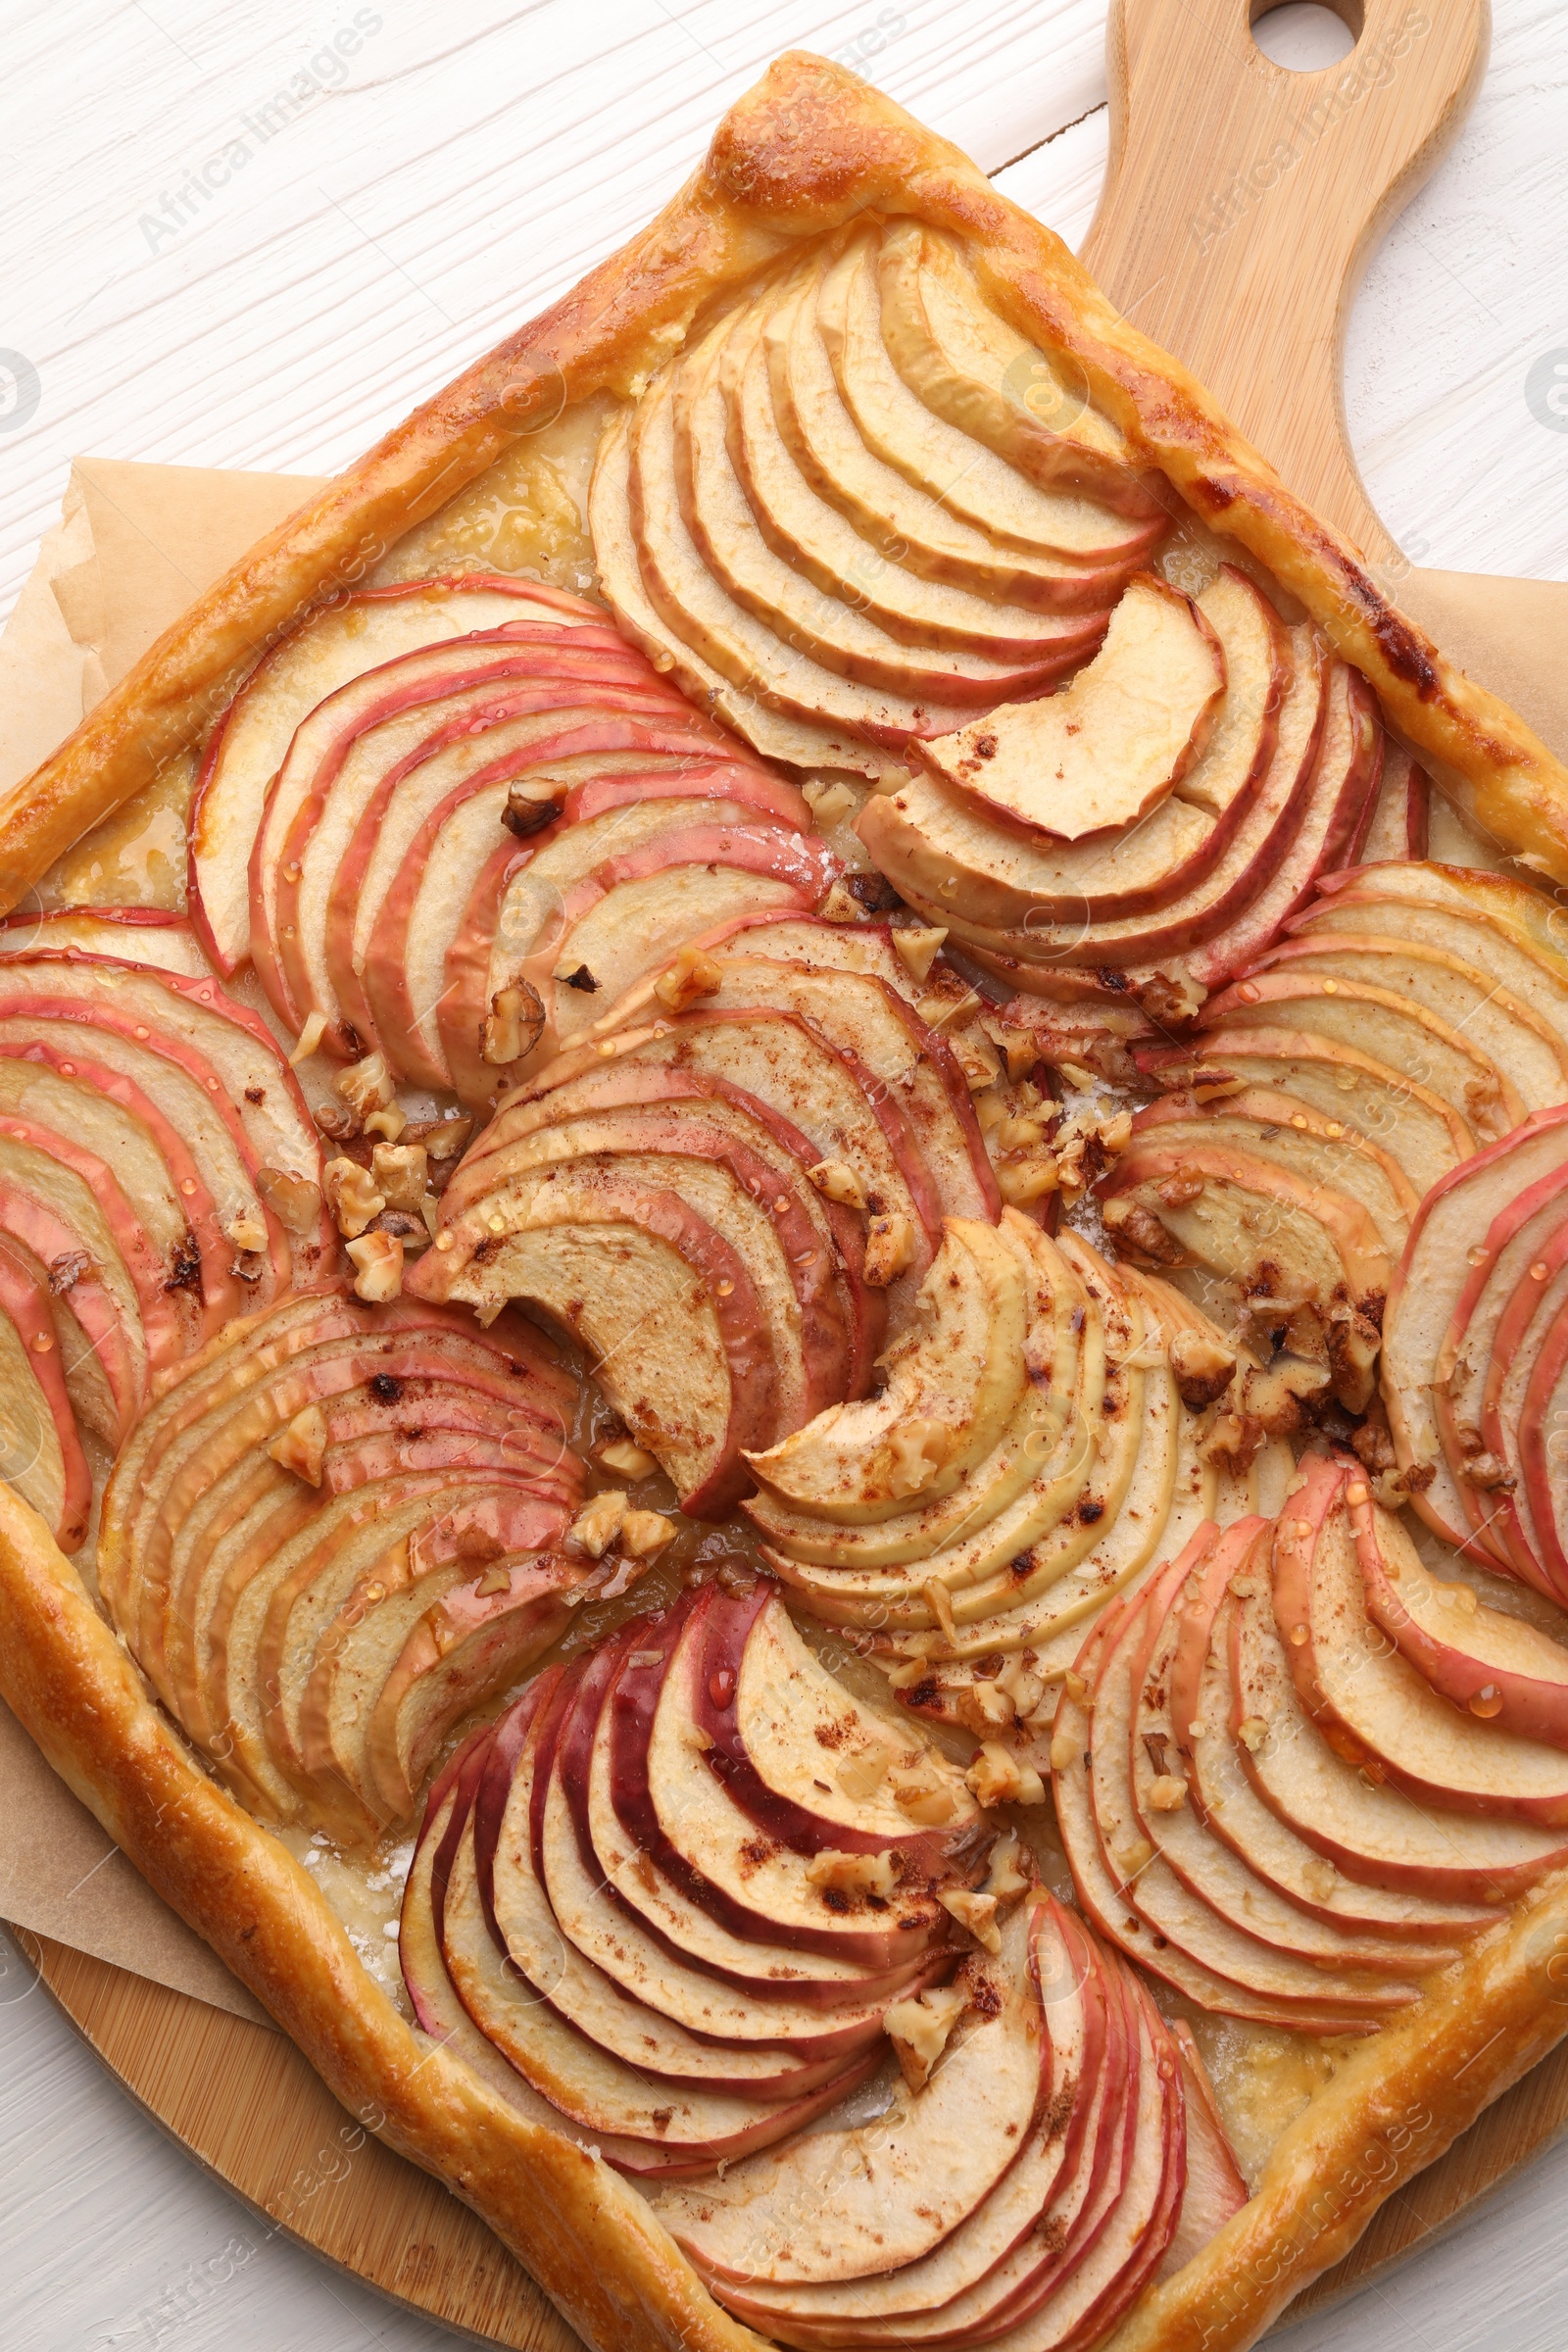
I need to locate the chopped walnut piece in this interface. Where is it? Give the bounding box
[806,1849,898,1898]
[267,1402,327,1485]
[224,1207,269,1254]
[568,1490,628,1559]
[883,1983,966,2090]
[808,1158,867,1212]
[940,1887,1002,1953]
[1236,1715,1271,1753]
[816,880,870,924]
[983,1832,1031,1904]
[1459,1450,1515,1492]
[1147,1774,1188,1812]
[1049,1731,1080,1773]
[483,979,546,1067]
[1240,1352,1331,1436]
[965,1742,1046,1808]
[836,1747,890,1799]
[1327,1306,1382,1415]
[371,1143,429,1212]
[1167,1328,1238,1411]
[1101,1196,1188,1265]
[335,1050,395,1122]
[323,1156,385,1240]
[864,1211,915,1287]
[654,948,723,1013]
[257,1166,322,1236]
[958,1680,1016,1736]
[891,924,948,983]
[893,1777,956,1826]
[347,1230,404,1301]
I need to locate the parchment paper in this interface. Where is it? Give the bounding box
[0,460,1562,2023]
[0,456,322,2020]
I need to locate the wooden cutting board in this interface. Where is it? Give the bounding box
[20,3,1568,2342]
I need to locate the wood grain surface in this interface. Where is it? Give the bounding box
[4,3,1568,2348]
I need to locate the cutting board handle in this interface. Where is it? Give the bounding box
[1079,0,1490,561]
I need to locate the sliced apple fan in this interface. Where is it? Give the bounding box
[1050,1467,1568,2030]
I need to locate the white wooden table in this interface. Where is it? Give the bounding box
[2,3,1567,2344]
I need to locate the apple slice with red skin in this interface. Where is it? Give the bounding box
[465,1062,881,1397]
[1479,1202,1568,1592]
[945,645,1375,1007]
[251,625,648,1028]
[320,697,734,1054]
[664,959,1000,1223]
[476,1646,860,2099]
[1276,1457,1568,1824]
[775,245,1160,583]
[1229,1561,1567,1902]
[322,699,760,1055]
[0,1234,91,1548]
[381,786,783,1094]
[1053,1574,1399,2031]
[1297,862,1568,1045]
[1157,2023,1249,2284]
[506,1006,943,1291]
[825,230,1148,562]
[0,907,209,975]
[1382,1106,1568,1559]
[412,1167,778,1516]
[401,1704,710,2162]
[876,220,1164,520]
[1352,744,1430,865]
[728,284,1123,649]
[783,1922,1133,2352]
[628,338,982,752]
[693,1583,981,1859]
[1205,969,1523,1141]
[861,564,1284,932]
[612,1587,956,1967]
[710,1895,1100,2342]
[576,1614,931,2007]
[1244,932,1568,1113]
[0,1156,146,1440]
[653,1895,1051,2288]
[1355,1501,1568,1752]
[0,1024,294,1309]
[1433,1157,1568,1580]
[0,1112,192,1371]
[1138,1519,1447,1973]
[1116,1533,1424,1995]
[189,575,602,971]
[536,1635,917,2053]
[442,1740,872,2170]
[1140,1026,1472,1204]
[884,623,1325,991]
[916,574,1225,844]
[443,1110,853,1432]
[1517,1296,1568,1603]
[1126,1089,1418,1259]
[1167,1532,1489,1947]
[0,956,328,1248]
[0,1044,236,1334]
[685,307,1102,695]
[1100,1131,1393,1367]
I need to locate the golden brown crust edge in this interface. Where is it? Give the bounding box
[3,51,1565,906]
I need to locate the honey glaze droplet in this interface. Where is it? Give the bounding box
[1469,1685,1504,1720]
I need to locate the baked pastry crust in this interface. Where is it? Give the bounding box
[4,52,1568,2352]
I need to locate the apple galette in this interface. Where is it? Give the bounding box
[4,52,1568,2352]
